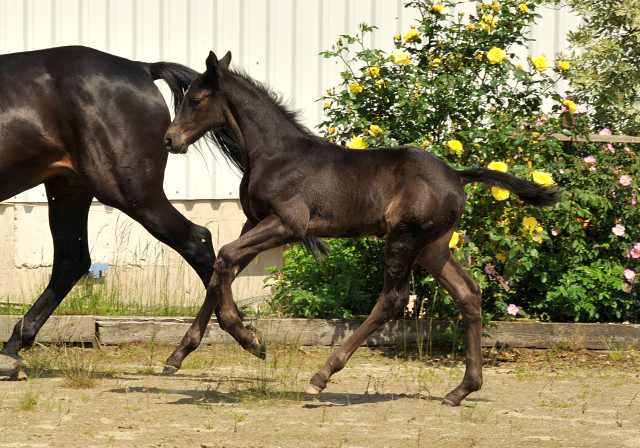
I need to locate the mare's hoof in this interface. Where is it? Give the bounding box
[441,398,459,407]
[10,371,28,381]
[162,365,179,375]
[0,353,22,376]
[245,324,266,360]
[305,383,322,395]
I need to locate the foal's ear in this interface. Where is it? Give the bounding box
[203,51,223,89]
[219,51,232,70]
[207,51,224,78]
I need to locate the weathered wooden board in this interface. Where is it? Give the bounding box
[2,315,639,350]
[540,133,640,144]
[484,321,640,350]
[95,317,640,350]
[0,315,95,343]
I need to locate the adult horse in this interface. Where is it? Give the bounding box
[163,51,560,406]
[0,46,326,376]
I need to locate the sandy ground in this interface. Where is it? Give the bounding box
[0,343,639,448]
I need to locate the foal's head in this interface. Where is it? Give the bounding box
[164,51,232,154]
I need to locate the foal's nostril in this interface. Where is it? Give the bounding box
[164,137,173,148]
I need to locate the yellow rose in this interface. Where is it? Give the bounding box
[422,140,430,148]
[535,226,543,233]
[496,253,506,262]
[487,161,508,172]
[558,61,570,70]
[323,102,329,109]
[492,3,500,11]
[449,231,459,248]
[329,127,335,134]
[365,66,380,77]
[482,14,499,30]
[563,99,577,114]
[476,53,483,60]
[404,28,420,43]
[448,139,463,154]
[395,34,401,40]
[346,136,368,149]
[433,4,443,12]
[487,47,507,64]
[390,49,411,65]
[368,124,383,135]
[530,54,548,71]
[431,58,442,67]
[491,186,510,201]
[468,23,474,29]
[523,216,538,231]
[519,4,528,12]
[532,171,554,186]
[532,235,542,244]
[350,83,363,94]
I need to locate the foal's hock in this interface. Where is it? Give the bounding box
[163,50,560,406]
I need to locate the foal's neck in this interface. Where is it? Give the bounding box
[222,74,306,162]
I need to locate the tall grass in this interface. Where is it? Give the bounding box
[1,213,269,317]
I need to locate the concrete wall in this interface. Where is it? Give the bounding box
[0,200,283,305]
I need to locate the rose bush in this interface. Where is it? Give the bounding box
[267,0,640,323]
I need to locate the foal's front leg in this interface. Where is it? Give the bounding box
[164,215,299,374]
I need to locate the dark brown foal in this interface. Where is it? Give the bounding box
[163,51,559,406]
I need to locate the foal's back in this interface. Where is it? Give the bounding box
[286,140,467,238]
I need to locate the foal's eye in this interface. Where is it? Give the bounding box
[190,98,203,107]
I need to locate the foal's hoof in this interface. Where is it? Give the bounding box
[0,354,22,376]
[10,371,28,381]
[162,365,179,376]
[441,398,459,407]
[305,383,322,395]
[244,324,266,360]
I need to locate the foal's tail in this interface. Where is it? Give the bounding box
[149,62,199,115]
[458,168,560,206]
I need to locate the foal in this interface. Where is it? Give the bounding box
[163,51,559,406]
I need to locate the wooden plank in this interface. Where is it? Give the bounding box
[0,315,95,343]
[539,133,640,144]
[2,315,638,350]
[95,317,640,350]
[483,321,640,350]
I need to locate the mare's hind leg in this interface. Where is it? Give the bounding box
[0,177,93,375]
[164,215,298,373]
[307,228,421,394]
[416,240,483,406]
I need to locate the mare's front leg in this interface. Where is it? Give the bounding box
[0,178,93,376]
[163,215,299,374]
[416,241,483,406]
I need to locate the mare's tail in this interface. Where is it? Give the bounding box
[458,168,560,206]
[149,62,199,115]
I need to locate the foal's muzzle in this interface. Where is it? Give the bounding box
[164,131,188,154]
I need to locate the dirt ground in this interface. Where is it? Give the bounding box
[0,343,639,448]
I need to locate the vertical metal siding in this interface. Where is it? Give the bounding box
[1,0,579,202]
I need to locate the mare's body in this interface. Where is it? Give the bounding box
[164,51,559,406]
[0,46,237,374]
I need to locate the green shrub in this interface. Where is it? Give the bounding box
[268,0,640,322]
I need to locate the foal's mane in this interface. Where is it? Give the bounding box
[205,66,324,172]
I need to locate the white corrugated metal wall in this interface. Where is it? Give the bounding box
[0,0,580,203]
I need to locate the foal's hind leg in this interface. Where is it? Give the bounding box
[416,242,483,406]
[307,229,421,395]
[0,178,93,375]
